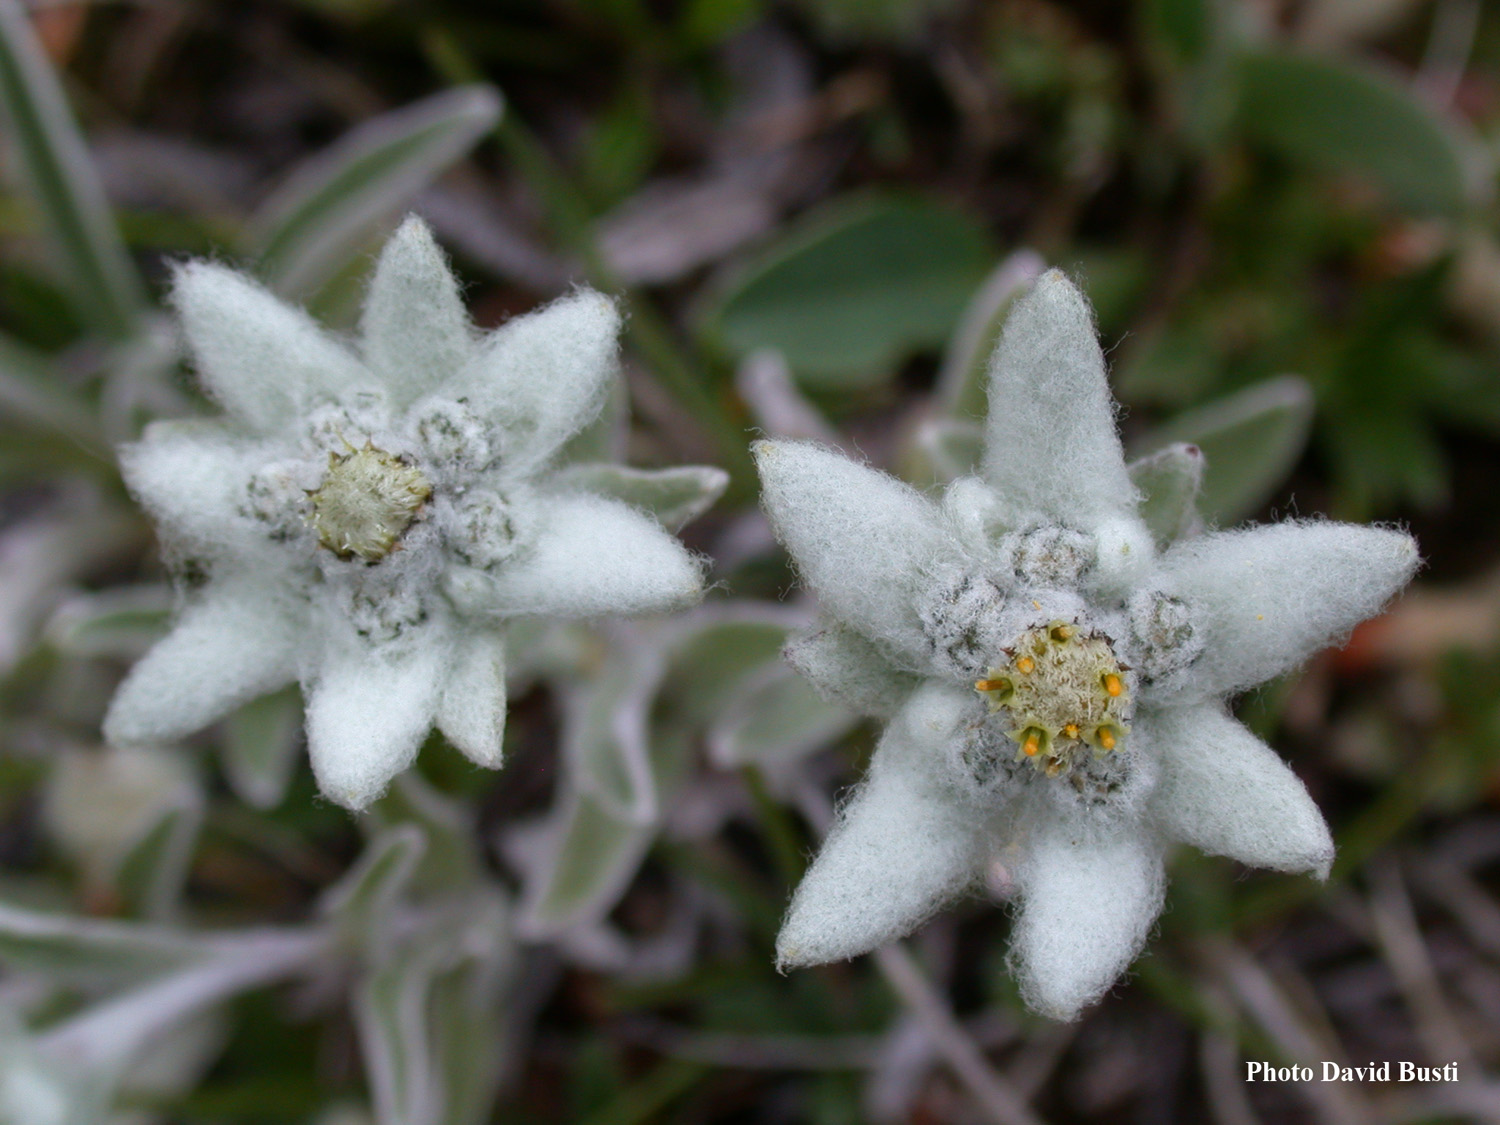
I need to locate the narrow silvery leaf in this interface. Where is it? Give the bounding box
[220,687,303,811]
[365,775,482,893]
[553,463,729,532]
[250,86,503,299]
[935,249,1046,421]
[561,637,664,825]
[0,902,209,984]
[0,332,107,453]
[44,584,171,660]
[734,349,842,445]
[904,416,983,488]
[707,663,856,768]
[1132,376,1314,525]
[515,787,655,938]
[1128,443,1204,549]
[355,945,444,1125]
[111,787,204,922]
[0,0,145,338]
[658,606,803,728]
[426,891,511,1125]
[321,828,426,949]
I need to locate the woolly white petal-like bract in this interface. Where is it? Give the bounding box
[304,634,447,810]
[1010,819,1165,1021]
[435,627,507,768]
[776,683,992,968]
[171,262,364,431]
[452,290,621,473]
[755,440,948,665]
[782,616,919,720]
[980,270,1136,533]
[1152,522,1420,700]
[360,216,472,404]
[479,492,704,619]
[1145,703,1334,877]
[118,421,252,559]
[104,575,301,746]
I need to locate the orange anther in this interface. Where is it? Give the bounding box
[1097,728,1116,751]
[1016,656,1036,675]
[1063,723,1080,739]
[1103,673,1123,697]
[975,678,1008,693]
[1023,735,1040,757]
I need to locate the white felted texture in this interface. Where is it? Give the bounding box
[453,290,620,473]
[777,683,990,969]
[1010,818,1165,1020]
[1152,522,1420,701]
[304,632,446,810]
[1145,703,1334,876]
[755,440,948,667]
[104,575,301,745]
[783,616,919,720]
[483,492,704,618]
[436,627,507,768]
[980,270,1136,533]
[172,262,365,432]
[360,216,472,405]
[118,421,251,559]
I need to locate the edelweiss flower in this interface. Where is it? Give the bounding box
[755,270,1419,1020]
[106,218,716,810]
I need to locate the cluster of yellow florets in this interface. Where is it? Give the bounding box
[973,621,1129,778]
[308,444,431,563]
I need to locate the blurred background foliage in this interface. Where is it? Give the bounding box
[5,0,1500,1121]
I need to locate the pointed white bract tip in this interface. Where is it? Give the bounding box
[1090,515,1155,595]
[1012,826,1165,1021]
[754,440,948,665]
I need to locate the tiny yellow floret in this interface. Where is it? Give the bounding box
[1102,672,1123,698]
[1016,655,1036,675]
[1096,727,1116,751]
[309,445,431,563]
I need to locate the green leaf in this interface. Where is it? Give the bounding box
[1236,49,1487,218]
[0,902,210,984]
[553,464,729,531]
[249,86,503,298]
[708,195,995,390]
[1133,376,1314,524]
[659,609,797,729]
[707,665,854,768]
[934,250,1044,420]
[1128,443,1204,549]
[0,0,145,338]
[562,642,665,825]
[220,686,303,811]
[517,728,692,936]
[355,942,443,1125]
[321,828,426,951]
[114,799,203,922]
[901,416,982,488]
[0,331,107,453]
[44,584,170,659]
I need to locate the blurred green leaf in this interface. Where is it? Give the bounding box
[1236,49,1485,218]
[0,0,145,339]
[1144,0,1213,63]
[115,798,203,922]
[563,642,664,825]
[221,687,303,812]
[554,464,729,531]
[321,827,426,949]
[250,85,503,298]
[0,331,107,453]
[902,416,982,487]
[709,195,994,390]
[1133,375,1314,524]
[0,902,209,984]
[708,666,853,769]
[934,250,1044,421]
[1128,442,1204,548]
[355,942,443,1125]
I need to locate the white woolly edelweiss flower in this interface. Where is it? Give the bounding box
[105,217,717,810]
[756,270,1419,1020]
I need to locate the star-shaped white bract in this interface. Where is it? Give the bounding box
[105,217,716,810]
[755,270,1418,1020]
